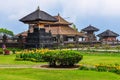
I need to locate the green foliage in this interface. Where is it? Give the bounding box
[66,44,75,48]
[108,67,117,73]
[42,50,83,67]
[102,44,111,51]
[79,65,89,70]
[79,64,120,75]
[71,24,78,31]
[16,53,44,62]
[115,45,120,52]
[16,50,83,67]
[94,44,101,49]
[0,28,14,36]
[79,44,85,50]
[96,66,108,72]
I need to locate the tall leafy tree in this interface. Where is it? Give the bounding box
[0,28,14,36]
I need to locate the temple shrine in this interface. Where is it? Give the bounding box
[97,30,119,42]
[19,7,58,48]
[82,25,99,42]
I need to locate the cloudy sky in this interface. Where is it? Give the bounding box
[0,0,120,38]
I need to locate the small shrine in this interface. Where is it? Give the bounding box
[82,25,99,42]
[97,30,119,42]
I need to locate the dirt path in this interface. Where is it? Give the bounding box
[0,64,33,68]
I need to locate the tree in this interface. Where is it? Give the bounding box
[0,28,14,36]
[71,24,78,31]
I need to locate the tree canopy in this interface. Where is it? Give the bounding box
[0,28,14,36]
[71,24,78,31]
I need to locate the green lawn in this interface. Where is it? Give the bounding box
[80,56,120,65]
[79,51,120,65]
[0,55,41,65]
[0,68,120,80]
[0,51,120,80]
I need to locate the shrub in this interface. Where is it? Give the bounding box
[16,53,44,62]
[15,49,49,62]
[79,66,89,70]
[79,64,120,75]
[116,69,120,74]
[42,50,83,67]
[96,66,108,72]
[108,67,117,73]
[4,49,10,55]
[16,49,83,67]
[66,44,75,48]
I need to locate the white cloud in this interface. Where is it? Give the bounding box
[0,0,60,20]
[102,0,120,16]
[0,0,120,34]
[0,0,120,20]
[59,0,120,17]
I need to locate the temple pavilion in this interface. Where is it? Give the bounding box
[97,30,119,42]
[45,14,84,44]
[17,8,84,46]
[82,25,99,42]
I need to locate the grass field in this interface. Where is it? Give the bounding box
[0,55,41,65]
[79,51,120,65]
[0,51,120,80]
[0,68,120,80]
[80,55,120,65]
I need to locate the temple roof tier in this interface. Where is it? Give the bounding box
[82,25,99,32]
[20,8,58,23]
[53,14,72,25]
[97,30,119,37]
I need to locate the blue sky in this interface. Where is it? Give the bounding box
[0,0,120,39]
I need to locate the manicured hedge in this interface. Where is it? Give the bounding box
[16,50,83,67]
[42,50,83,67]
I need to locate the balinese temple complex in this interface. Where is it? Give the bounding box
[18,7,84,48]
[4,7,117,48]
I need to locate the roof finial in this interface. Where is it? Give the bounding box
[89,24,91,26]
[57,13,60,22]
[58,13,60,16]
[37,6,40,10]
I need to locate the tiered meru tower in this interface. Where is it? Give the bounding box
[20,7,58,48]
[82,25,99,42]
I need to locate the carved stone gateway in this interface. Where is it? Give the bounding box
[25,27,53,48]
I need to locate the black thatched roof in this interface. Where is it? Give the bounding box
[20,7,58,23]
[97,30,119,37]
[82,25,99,32]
